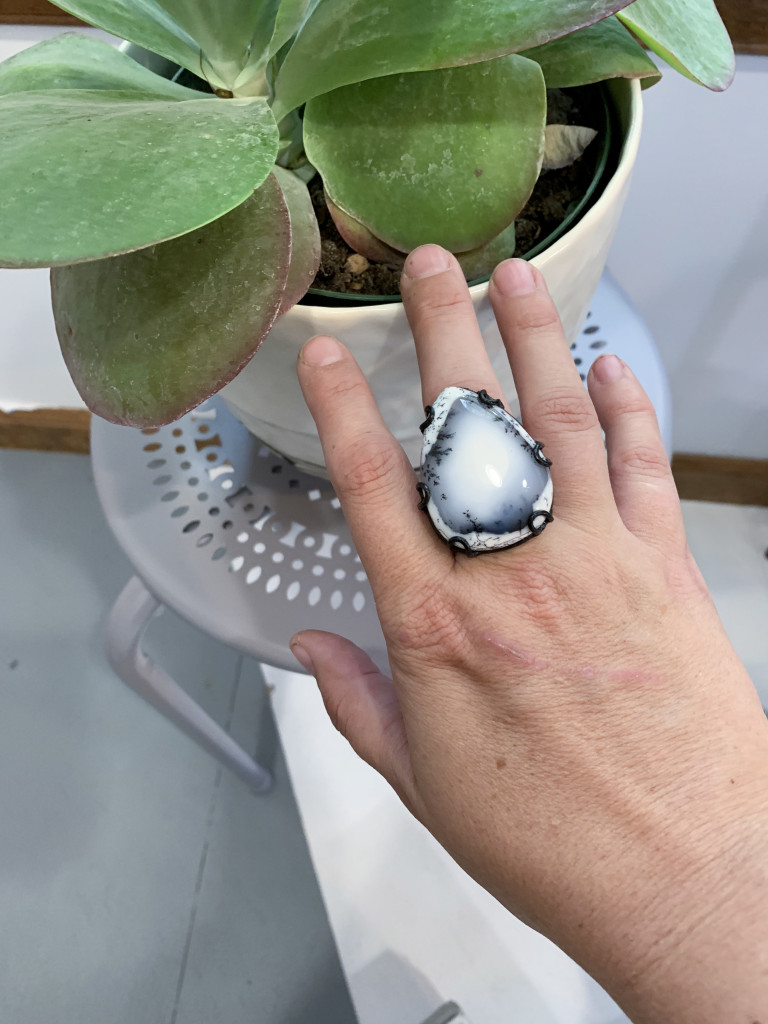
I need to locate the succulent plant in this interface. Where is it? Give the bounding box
[0,0,733,427]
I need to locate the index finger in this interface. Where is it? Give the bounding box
[297,334,451,581]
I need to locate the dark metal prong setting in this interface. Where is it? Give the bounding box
[476,389,503,409]
[416,482,431,511]
[527,509,554,536]
[449,536,480,557]
[419,405,435,434]
[532,442,552,467]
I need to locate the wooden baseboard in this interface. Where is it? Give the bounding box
[672,454,768,507]
[716,0,768,57]
[0,1,82,25]
[0,408,90,454]
[1,412,766,507]
[1,1,767,55]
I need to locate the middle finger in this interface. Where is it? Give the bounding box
[400,245,508,411]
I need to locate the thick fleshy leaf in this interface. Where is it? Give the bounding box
[0,31,196,97]
[48,0,281,92]
[327,199,406,268]
[272,166,321,313]
[51,174,291,427]
[522,17,661,88]
[273,0,635,117]
[617,0,734,91]
[455,221,517,281]
[304,56,546,254]
[0,39,278,268]
[326,196,518,282]
[268,0,319,58]
[542,125,597,170]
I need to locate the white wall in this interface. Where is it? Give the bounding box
[0,29,766,456]
[609,54,768,457]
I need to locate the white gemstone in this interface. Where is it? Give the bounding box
[420,387,553,552]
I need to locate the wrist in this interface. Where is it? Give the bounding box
[581,796,768,1023]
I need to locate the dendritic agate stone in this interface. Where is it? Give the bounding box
[420,387,554,553]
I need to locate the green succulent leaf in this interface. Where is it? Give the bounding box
[617,0,734,91]
[304,56,546,254]
[326,197,518,282]
[0,31,196,97]
[455,221,518,282]
[522,17,661,88]
[273,0,635,117]
[0,37,279,268]
[272,166,321,313]
[268,0,319,59]
[51,174,291,427]
[326,199,406,269]
[47,0,281,92]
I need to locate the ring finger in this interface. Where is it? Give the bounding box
[489,259,615,522]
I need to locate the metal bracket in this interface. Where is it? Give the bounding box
[448,536,481,558]
[532,441,552,467]
[476,389,503,409]
[528,509,554,535]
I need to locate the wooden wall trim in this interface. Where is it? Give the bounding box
[0,1,82,25]
[0,408,90,454]
[1,1,767,54]
[672,454,768,507]
[0,413,766,507]
[716,0,768,57]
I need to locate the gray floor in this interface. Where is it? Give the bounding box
[0,450,356,1024]
[1,449,766,1024]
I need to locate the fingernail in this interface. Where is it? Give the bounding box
[404,244,451,279]
[492,258,537,297]
[290,638,315,674]
[591,353,625,383]
[301,335,344,367]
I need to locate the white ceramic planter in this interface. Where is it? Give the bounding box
[221,78,642,476]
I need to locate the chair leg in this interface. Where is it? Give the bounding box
[105,575,273,794]
[420,1004,469,1024]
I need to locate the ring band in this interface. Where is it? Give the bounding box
[418,386,554,555]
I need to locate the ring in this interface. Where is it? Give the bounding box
[417,387,554,555]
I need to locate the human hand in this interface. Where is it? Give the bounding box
[291,245,768,1023]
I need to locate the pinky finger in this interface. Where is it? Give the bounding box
[588,354,686,552]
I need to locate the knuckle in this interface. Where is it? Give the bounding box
[394,588,472,664]
[513,298,561,334]
[538,388,599,434]
[322,371,367,405]
[412,287,473,330]
[617,393,656,418]
[511,563,568,623]
[335,438,401,502]
[614,443,671,480]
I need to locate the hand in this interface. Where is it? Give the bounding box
[291,244,768,1023]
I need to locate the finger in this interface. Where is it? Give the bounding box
[489,259,614,521]
[587,354,687,552]
[289,630,419,813]
[297,334,449,579]
[400,245,508,410]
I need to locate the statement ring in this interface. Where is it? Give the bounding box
[418,387,554,556]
